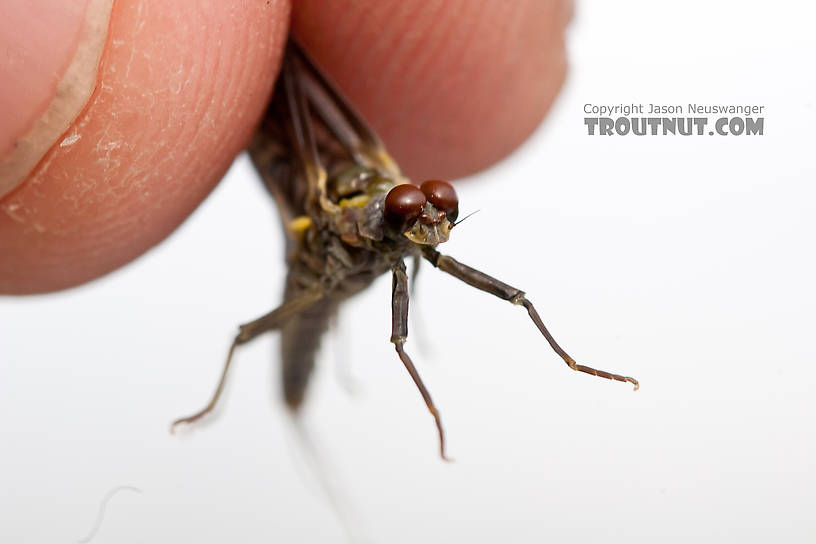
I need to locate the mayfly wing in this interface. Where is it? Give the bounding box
[249,41,398,230]
[248,45,329,234]
[246,63,304,235]
[288,42,403,180]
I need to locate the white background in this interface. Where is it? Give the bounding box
[2,1,815,542]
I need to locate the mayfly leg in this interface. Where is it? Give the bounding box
[422,247,639,390]
[391,259,451,461]
[170,288,323,431]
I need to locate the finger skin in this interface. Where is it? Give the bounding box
[0,0,102,194]
[292,0,571,181]
[0,0,569,294]
[0,0,291,293]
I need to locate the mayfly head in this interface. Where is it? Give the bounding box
[383,180,459,245]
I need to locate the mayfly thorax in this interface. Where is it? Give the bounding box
[170,41,638,459]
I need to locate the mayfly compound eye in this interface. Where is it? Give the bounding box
[385,184,427,230]
[420,180,459,222]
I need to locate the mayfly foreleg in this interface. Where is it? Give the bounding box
[422,248,639,390]
[390,259,451,461]
[170,288,324,431]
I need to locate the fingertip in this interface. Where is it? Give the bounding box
[292,0,570,180]
[0,0,112,198]
[0,0,291,294]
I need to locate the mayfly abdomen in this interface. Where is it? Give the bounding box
[280,280,335,410]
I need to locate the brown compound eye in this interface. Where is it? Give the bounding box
[420,180,459,222]
[384,184,427,230]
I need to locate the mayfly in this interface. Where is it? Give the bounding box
[171,41,638,459]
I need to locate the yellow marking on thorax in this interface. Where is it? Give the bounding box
[338,194,371,208]
[288,215,313,237]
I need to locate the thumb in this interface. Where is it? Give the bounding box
[0,0,289,293]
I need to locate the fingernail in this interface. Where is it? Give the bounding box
[0,0,114,198]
